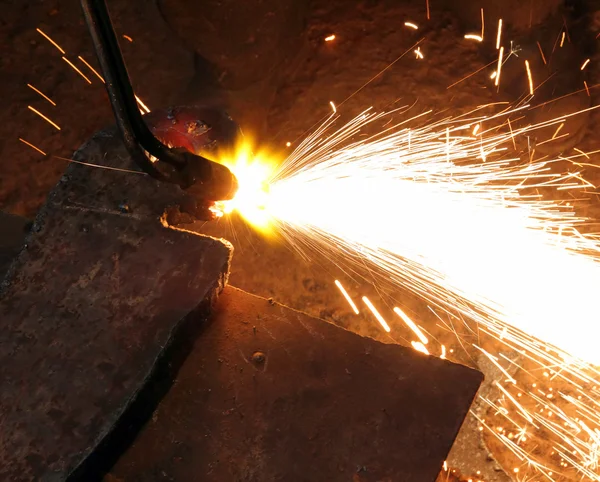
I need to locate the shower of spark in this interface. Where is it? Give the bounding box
[215,104,600,481]
[220,105,600,362]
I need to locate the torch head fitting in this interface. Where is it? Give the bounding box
[178,150,239,202]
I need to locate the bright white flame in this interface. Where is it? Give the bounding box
[215,140,278,232]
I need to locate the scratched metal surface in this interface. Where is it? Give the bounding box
[109,286,484,482]
[0,127,232,481]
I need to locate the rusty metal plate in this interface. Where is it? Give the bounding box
[0,211,29,280]
[0,128,232,482]
[109,287,483,482]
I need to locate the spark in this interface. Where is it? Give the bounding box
[472,124,481,136]
[574,148,590,159]
[585,81,591,97]
[426,0,430,20]
[405,22,419,30]
[27,105,61,130]
[329,101,337,114]
[122,34,133,42]
[537,41,547,65]
[495,46,504,87]
[62,57,92,84]
[414,47,424,59]
[495,381,534,423]
[324,34,336,42]
[412,341,430,355]
[78,56,105,83]
[496,19,503,50]
[525,60,534,96]
[18,137,46,156]
[474,345,516,384]
[136,95,151,114]
[560,31,566,48]
[286,142,292,147]
[362,296,391,332]
[331,38,423,110]
[393,307,428,344]
[26,83,56,106]
[447,59,498,89]
[36,28,65,54]
[52,155,147,174]
[507,118,516,150]
[551,123,564,140]
[481,8,485,40]
[581,59,591,71]
[334,280,359,314]
[464,34,484,42]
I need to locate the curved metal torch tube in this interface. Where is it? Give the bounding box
[80,0,239,201]
[80,0,188,180]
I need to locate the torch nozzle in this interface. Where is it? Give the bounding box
[179,151,239,202]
